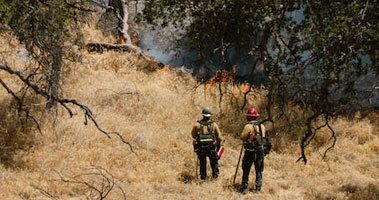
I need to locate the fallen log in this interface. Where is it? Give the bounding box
[85,42,164,67]
[86,42,141,53]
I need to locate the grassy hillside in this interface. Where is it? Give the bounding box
[0,31,378,199]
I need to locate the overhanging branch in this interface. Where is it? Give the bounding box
[323,121,337,159]
[0,78,42,134]
[296,114,319,164]
[0,63,134,153]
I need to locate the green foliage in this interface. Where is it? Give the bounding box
[0,0,88,63]
[143,0,378,114]
[143,0,379,162]
[0,0,93,107]
[269,0,378,114]
[144,0,281,67]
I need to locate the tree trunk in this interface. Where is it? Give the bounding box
[102,0,132,44]
[47,46,63,109]
[120,0,132,45]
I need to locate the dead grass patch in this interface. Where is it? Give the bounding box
[0,98,41,169]
[342,183,379,200]
[0,28,378,200]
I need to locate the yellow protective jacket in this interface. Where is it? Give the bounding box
[191,120,223,145]
[241,120,266,141]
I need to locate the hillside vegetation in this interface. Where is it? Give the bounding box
[0,29,378,199]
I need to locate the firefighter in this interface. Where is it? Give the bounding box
[191,107,223,181]
[240,107,266,193]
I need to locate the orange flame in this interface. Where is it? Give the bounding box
[240,83,251,92]
[204,67,236,89]
[370,111,379,119]
[289,98,302,110]
[119,37,125,44]
[159,65,171,72]
[205,75,217,89]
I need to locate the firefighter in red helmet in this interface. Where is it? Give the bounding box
[240,107,266,193]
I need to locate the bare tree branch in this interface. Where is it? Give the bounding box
[32,185,59,200]
[218,80,223,114]
[50,166,127,200]
[0,63,134,153]
[304,120,328,148]
[297,114,319,164]
[360,0,370,20]
[323,121,337,159]
[0,78,42,135]
[95,88,139,96]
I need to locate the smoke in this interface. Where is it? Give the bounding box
[138,29,178,65]
[136,25,265,81]
[132,4,378,107]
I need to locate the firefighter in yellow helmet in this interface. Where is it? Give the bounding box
[240,107,266,193]
[191,107,223,180]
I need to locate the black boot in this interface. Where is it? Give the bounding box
[239,183,248,194]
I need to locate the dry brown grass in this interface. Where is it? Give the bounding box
[0,32,378,200]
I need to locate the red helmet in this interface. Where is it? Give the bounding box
[246,107,259,117]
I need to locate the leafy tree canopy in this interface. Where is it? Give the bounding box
[0,1,133,150]
[143,0,379,163]
[0,0,95,107]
